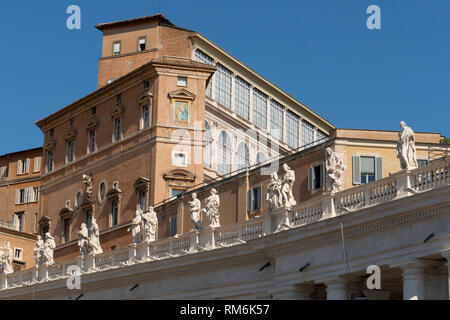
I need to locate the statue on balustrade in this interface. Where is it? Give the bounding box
[78,223,89,257]
[34,235,44,266]
[89,217,103,255]
[82,174,94,200]
[397,121,418,170]
[43,232,56,266]
[142,206,158,242]
[188,193,203,231]
[203,189,220,228]
[280,164,297,210]
[267,172,282,211]
[0,241,14,275]
[129,203,143,244]
[325,147,346,193]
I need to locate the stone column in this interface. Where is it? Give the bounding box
[270,284,313,300]
[399,261,428,300]
[325,278,349,300]
[441,251,450,300]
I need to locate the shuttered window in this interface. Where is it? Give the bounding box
[352,156,383,185]
[247,186,262,212]
[0,166,7,178]
[308,163,325,191]
[33,157,41,172]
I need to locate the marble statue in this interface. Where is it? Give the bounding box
[89,217,103,255]
[142,206,158,242]
[1,241,14,274]
[43,233,56,266]
[34,235,44,266]
[325,147,347,193]
[397,121,418,170]
[280,164,297,210]
[203,189,220,228]
[78,223,89,257]
[129,203,143,244]
[188,193,203,231]
[267,172,282,211]
[82,174,93,199]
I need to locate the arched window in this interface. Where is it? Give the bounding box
[256,152,267,165]
[217,131,232,175]
[204,121,212,169]
[236,142,250,171]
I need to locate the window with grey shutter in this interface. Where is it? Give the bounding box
[17,160,22,175]
[375,157,383,181]
[352,156,361,185]
[308,167,314,191]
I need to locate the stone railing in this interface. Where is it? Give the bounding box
[1,158,449,291]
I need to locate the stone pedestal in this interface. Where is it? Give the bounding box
[128,243,137,264]
[321,194,336,219]
[187,230,199,252]
[395,173,416,200]
[84,254,96,272]
[32,266,39,282]
[275,210,291,232]
[0,274,7,290]
[325,278,349,300]
[199,227,215,250]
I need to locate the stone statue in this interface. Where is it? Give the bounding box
[128,203,143,244]
[203,189,220,228]
[43,233,56,266]
[280,164,297,210]
[325,147,346,193]
[34,235,44,266]
[267,172,282,211]
[89,217,103,255]
[78,223,89,257]
[82,174,93,199]
[397,121,418,170]
[142,206,158,242]
[188,193,203,231]
[1,241,14,275]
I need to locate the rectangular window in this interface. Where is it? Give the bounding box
[91,107,97,116]
[0,166,7,178]
[352,155,383,185]
[113,41,121,55]
[116,94,122,104]
[46,151,54,173]
[215,63,232,108]
[113,118,122,142]
[360,156,376,184]
[63,219,71,243]
[32,187,39,202]
[172,189,183,198]
[169,216,177,237]
[302,120,315,147]
[139,191,147,212]
[14,248,23,260]
[113,181,119,189]
[86,210,93,235]
[270,100,284,141]
[66,140,75,164]
[194,49,214,97]
[142,104,150,129]
[417,159,429,167]
[17,159,30,175]
[13,212,24,232]
[144,80,150,89]
[316,129,327,143]
[252,88,267,129]
[308,163,324,191]
[177,76,187,87]
[247,186,262,212]
[138,37,146,51]
[33,157,41,172]
[286,110,299,148]
[173,152,186,167]
[234,76,250,120]
[88,130,96,153]
[111,201,119,227]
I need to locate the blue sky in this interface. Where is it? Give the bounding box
[0,0,448,155]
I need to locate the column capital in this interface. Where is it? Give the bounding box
[440,250,450,260]
[323,277,349,300]
[269,283,314,300]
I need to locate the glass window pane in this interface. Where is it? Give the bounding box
[270,100,284,141]
[194,49,214,97]
[301,120,315,147]
[252,88,267,130]
[215,63,232,108]
[234,76,250,120]
[286,110,299,148]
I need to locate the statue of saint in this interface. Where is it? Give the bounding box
[188,193,203,231]
[142,206,158,242]
[82,174,93,199]
[325,147,346,193]
[89,217,103,255]
[34,235,44,266]
[43,233,56,266]
[2,241,14,274]
[78,223,89,257]
[128,203,143,244]
[280,164,297,210]
[267,172,282,211]
[397,121,418,170]
[204,189,220,228]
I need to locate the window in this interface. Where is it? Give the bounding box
[99,182,107,203]
[46,150,54,173]
[352,156,383,185]
[63,219,71,243]
[138,37,146,51]
[116,94,122,104]
[15,189,27,204]
[252,88,267,129]
[169,216,177,237]
[113,181,119,189]
[66,140,75,164]
[302,120,315,147]
[14,248,23,260]
[49,129,54,139]
[69,119,74,127]
[217,131,232,175]
[144,80,150,89]
[316,129,327,143]
[177,76,187,87]
[1,166,8,178]
[139,191,147,211]
[33,157,41,172]
[215,63,232,108]
[173,152,187,167]
[141,104,150,129]
[270,100,284,141]
[286,110,299,148]
[418,159,429,167]
[13,212,24,232]
[113,41,121,55]
[248,186,262,212]
[172,189,183,198]
[75,191,83,209]
[194,49,214,97]
[91,107,97,116]
[204,121,212,169]
[86,210,93,235]
[236,142,250,171]
[32,187,39,202]
[111,200,119,227]
[234,76,250,120]
[17,159,30,175]
[308,163,324,191]
[88,130,96,153]
[256,152,267,165]
[113,117,122,142]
